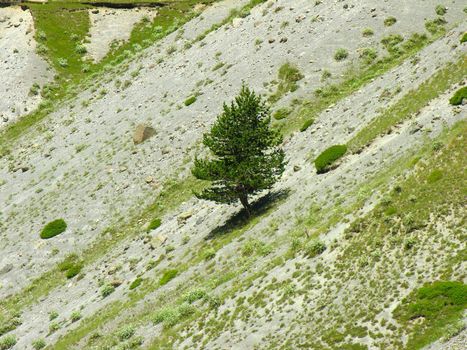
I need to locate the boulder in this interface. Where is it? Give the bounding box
[133,124,156,144]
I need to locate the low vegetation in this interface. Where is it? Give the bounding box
[269,62,304,102]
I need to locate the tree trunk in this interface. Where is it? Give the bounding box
[239,193,251,217]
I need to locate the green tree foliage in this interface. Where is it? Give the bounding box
[192,85,286,215]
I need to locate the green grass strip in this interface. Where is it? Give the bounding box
[348,55,467,152]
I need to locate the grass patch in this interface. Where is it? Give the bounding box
[147,218,162,231]
[334,48,349,61]
[269,62,304,102]
[159,269,178,286]
[129,277,143,290]
[273,108,291,120]
[394,281,467,348]
[299,118,314,132]
[40,219,67,239]
[314,145,347,174]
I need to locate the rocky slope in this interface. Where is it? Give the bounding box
[0,0,466,349]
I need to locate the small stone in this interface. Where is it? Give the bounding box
[293,165,301,172]
[145,176,154,184]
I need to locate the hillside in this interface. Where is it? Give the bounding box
[0,1,466,349]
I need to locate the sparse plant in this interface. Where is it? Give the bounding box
[435,5,447,16]
[334,48,348,61]
[117,325,135,341]
[129,277,143,290]
[384,16,397,27]
[70,310,81,322]
[32,339,46,350]
[0,335,16,350]
[101,284,115,298]
[362,28,374,37]
[184,96,197,106]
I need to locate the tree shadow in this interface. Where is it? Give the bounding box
[205,189,290,241]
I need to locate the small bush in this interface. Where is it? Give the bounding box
[435,5,447,16]
[152,307,179,327]
[381,34,404,52]
[359,47,378,64]
[75,44,87,54]
[129,277,143,290]
[384,16,397,26]
[314,145,347,174]
[101,284,115,298]
[117,325,135,341]
[183,289,207,304]
[304,240,326,257]
[65,264,83,279]
[49,311,59,321]
[40,219,67,239]
[159,269,178,286]
[449,86,467,105]
[70,310,81,322]
[147,218,161,231]
[461,32,467,43]
[203,248,216,261]
[425,17,447,35]
[334,48,348,61]
[273,108,291,120]
[32,339,46,350]
[300,119,314,132]
[184,96,197,106]
[0,335,16,350]
[49,322,60,333]
[57,58,68,68]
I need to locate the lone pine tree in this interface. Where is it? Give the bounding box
[192,85,286,215]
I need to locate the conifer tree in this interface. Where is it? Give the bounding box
[192,85,286,215]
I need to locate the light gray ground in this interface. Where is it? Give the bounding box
[0,6,52,128]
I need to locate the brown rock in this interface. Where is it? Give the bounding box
[133,124,156,144]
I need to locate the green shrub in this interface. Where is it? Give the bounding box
[300,118,314,132]
[304,240,326,257]
[314,145,347,174]
[362,28,374,37]
[101,284,115,298]
[70,310,81,322]
[184,96,197,106]
[32,339,46,350]
[425,17,447,35]
[129,277,143,290]
[58,254,82,279]
[461,32,467,43]
[203,248,216,261]
[449,86,467,105]
[117,325,135,341]
[40,219,67,239]
[359,47,378,64]
[384,16,397,26]
[152,307,179,327]
[0,335,16,350]
[273,108,291,120]
[435,5,447,16]
[49,311,59,321]
[75,44,87,54]
[147,218,161,231]
[334,48,349,61]
[183,289,207,304]
[178,303,196,317]
[381,34,404,52]
[159,269,178,286]
[65,264,83,279]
